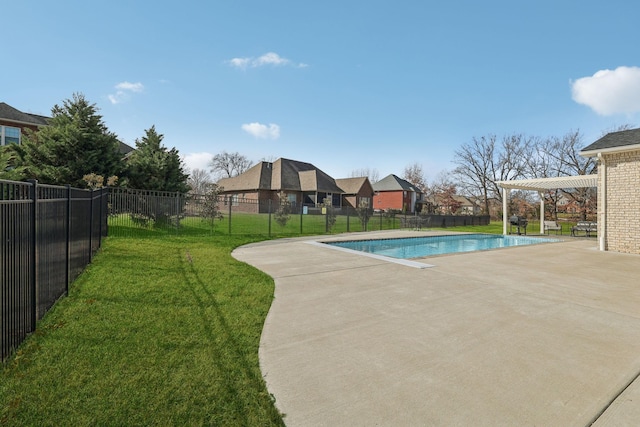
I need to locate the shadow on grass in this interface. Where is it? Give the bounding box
[176,247,285,425]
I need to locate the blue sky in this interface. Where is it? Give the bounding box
[5,1,640,182]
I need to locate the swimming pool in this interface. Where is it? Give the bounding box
[324,234,560,259]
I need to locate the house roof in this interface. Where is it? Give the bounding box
[218,158,344,193]
[335,177,370,194]
[119,141,135,156]
[373,174,420,192]
[580,127,640,156]
[0,102,50,126]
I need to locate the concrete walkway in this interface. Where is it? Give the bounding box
[232,231,640,426]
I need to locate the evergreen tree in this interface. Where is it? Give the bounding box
[125,126,189,193]
[11,93,124,187]
[0,146,26,181]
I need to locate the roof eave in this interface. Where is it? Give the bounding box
[580,143,640,157]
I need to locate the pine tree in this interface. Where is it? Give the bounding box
[125,126,189,193]
[12,93,124,187]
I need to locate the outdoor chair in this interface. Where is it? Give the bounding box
[571,221,597,237]
[543,220,562,235]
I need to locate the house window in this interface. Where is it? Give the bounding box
[360,197,371,208]
[287,193,297,205]
[1,126,20,145]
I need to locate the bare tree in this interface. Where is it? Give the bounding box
[453,134,498,215]
[541,130,598,220]
[209,151,253,179]
[187,168,212,195]
[403,162,427,191]
[350,167,380,183]
[427,170,461,214]
[453,133,532,215]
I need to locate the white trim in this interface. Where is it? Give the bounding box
[581,144,640,157]
[497,175,598,191]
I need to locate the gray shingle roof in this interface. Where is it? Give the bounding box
[372,174,419,192]
[581,128,640,154]
[0,102,50,126]
[335,177,370,194]
[217,158,344,193]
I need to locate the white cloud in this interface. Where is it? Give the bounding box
[227,52,307,69]
[255,52,290,66]
[228,57,251,69]
[108,81,144,104]
[571,66,640,115]
[182,152,213,173]
[241,122,280,139]
[116,81,144,92]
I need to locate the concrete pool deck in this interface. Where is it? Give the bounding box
[232,230,640,426]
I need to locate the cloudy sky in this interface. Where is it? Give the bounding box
[4,1,640,182]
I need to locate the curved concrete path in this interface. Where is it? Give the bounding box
[232,231,640,426]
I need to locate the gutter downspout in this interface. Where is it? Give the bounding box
[598,153,606,251]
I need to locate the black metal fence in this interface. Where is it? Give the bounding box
[107,188,490,237]
[1,180,107,361]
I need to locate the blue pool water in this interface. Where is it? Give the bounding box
[325,234,559,259]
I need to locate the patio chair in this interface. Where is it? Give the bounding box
[543,220,562,235]
[571,221,597,237]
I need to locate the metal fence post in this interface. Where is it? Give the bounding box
[268,199,272,237]
[228,199,232,235]
[28,179,38,329]
[66,185,71,294]
[88,189,94,260]
[346,207,350,232]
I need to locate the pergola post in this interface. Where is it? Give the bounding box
[502,187,508,235]
[538,191,544,234]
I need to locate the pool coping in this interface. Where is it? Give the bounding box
[305,240,435,268]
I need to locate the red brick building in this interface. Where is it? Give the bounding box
[372,174,423,213]
[0,102,50,146]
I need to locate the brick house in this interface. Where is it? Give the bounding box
[1,101,135,156]
[0,102,50,146]
[217,158,346,213]
[372,174,422,213]
[580,128,640,255]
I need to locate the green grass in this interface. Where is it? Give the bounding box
[0,235,285,426]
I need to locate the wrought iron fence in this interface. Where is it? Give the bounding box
[1,180,107,361]
[107,188,490,237]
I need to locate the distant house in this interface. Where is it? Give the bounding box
[580,127,640,254]
[0,101,134,156]
[217,158,346,213]
[335,177,374,209]
[0,102,50,146]
[372,174,422,213]
[425,194,482,215]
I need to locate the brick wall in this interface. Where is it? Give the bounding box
[373,191,404,212]
[603,151,640,254]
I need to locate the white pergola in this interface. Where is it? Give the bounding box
[496,174,598,236]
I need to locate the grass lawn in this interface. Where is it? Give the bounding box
[0,235,285,426]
